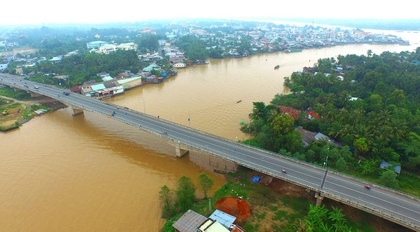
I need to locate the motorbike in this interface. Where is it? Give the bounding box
[282,169,287,174]
[364,185,371,190]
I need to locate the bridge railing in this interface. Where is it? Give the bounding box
[324,191,420,231]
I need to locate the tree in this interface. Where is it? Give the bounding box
[380,169,399,188]
[367,93,383,112]
[335,157,348,172]
[271,114,295,135]
[159,185,175,219]
[329,206,350,231]
[197,172,214,199]
[360,159,378,176]
[353,138,369,157]
[306,204,329,232]
[249,102,267,121]
[175,176,196,212]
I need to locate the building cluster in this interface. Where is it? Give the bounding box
[86,41,138,54]
[72,63,173,99]
[159,20,409,57]
[0,20,412,99]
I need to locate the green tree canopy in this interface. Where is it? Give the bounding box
[197,172,214,199]
[175,176,196,212]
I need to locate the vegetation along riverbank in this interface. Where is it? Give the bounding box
[159,49,420,231]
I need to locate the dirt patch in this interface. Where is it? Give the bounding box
[215,197,252,225]
[0,96,67,130]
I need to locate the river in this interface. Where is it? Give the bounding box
[0,31,418,231]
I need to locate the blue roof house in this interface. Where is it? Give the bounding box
[380,160,401,174]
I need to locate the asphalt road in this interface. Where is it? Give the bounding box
[1,74,420,231]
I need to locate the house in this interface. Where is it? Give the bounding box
[411,60,420,65]
[173,209,244,232]
[208,209,236,229]
[380,160,401,174]
[173,210,208,232]
[86,41,108,49]
[197,219,229,232]
[117,42,138,51]
[173,62,186,68]
[0,63,8,70]
[296,126,340,147]
[50,55,62,63]
[278,106,301,120]
[98,44,117,54]
[306,108,321,120]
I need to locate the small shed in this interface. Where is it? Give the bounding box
[173,210,207,232]
[209,209,236,229]
[380,160,401,174]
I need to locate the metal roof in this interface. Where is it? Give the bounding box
[173,210,207,232]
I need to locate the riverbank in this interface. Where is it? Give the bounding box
[0,94,67,132]
[165,167,413,232]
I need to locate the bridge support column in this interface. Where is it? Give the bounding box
[315,192,324,206]
[29,92,43,98]
[71,106,84,116]
[174,141,189,158]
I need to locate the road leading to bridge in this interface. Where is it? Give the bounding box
[1,74,419,231]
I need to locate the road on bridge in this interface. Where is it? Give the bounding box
[1,74,420,231]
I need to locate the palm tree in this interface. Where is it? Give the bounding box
[389,118,408,140]
[329,206,346,229]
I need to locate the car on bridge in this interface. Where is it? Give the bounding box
[63,91,70,96]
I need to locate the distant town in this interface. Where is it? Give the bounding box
[0,19,411,98]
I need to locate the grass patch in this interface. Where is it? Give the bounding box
[396,172,420,196]
[0,87,32,100]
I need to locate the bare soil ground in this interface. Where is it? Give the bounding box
[215,197,252,225]
[0,96,67,128]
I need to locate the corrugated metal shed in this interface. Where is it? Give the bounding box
[209,209,236,229]
[173,210,207,232]
[91,83,106,91]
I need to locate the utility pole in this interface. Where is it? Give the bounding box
[316,154,329,206]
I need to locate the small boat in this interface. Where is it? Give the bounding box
[274,65,280,70]
[236,100,242,103]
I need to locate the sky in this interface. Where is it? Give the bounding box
[1,0,419,26]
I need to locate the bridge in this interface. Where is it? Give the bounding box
[1,74,420,231]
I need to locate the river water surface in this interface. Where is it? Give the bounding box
[1,31,418,231]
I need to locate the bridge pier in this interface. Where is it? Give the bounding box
[314,192,324,206]
[175,141,189,158]
[29,92,43,98]
[189,152,238,173]
[71,106,84,116]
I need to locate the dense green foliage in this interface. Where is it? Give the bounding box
[176,176,197,212]
[159,174,210,220]
[11,50,141,87]
[2,26,167,87]
[242,48,420,190]
[175,35,209,62]
[0,87,32,100]
[306,205,354,232]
